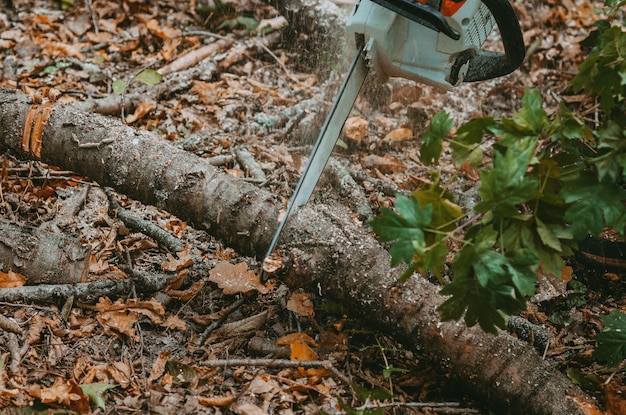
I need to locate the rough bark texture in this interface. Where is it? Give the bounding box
[0,87,600,414]
[0,218,89,284]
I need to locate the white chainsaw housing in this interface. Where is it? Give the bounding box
[346,0,496,89]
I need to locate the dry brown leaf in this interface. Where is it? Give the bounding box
[197,395,234,407]
[383,127,413,142]
[190,80,225,105]
[28,377,90,414]
[96,307,139,340]
[290,339,318,362]
[344,116,368,143]
[125,101,156,124]
[458,160,480,181]
[262,252,283,274]
[363,154,406,174]
[163,314,187,331]
[95,298,165,339]
[165,279,204,301]
[148,349,171,383]
[209,262,268,295]
[145,18,181,40]
[162,248,194,272]
[0,270,26,288]
[216,310,270,337]
[235,403,266,415]
[276,332,318,347]
[25,314,52,346]
[605,382,626,415]
[287,292,315,317]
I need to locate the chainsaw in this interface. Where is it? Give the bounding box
[263,0,525,268]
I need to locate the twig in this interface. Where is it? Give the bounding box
[200,358,327,368]
[0,314,23,335]
[235,146,266,181]
[0,272,174,304]
[196,295,248,347]
[177,29,233,42]
[104,188,184,253]
[253,37,299,83]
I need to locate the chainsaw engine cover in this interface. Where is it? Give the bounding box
[346,0,496,89]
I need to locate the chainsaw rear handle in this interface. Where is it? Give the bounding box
[461,0,525,82]
[370,0,525,83]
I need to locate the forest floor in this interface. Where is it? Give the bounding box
[0,0,625,414]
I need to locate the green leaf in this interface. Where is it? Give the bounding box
[505,249,539,296]
[438,277,526,334]
[382,365,409,378]
[593,120,626,182]
[218,16,259,34]
[412,181,464,233]
[561,171,626,238]
[594,311,626,367]
[450,116,495,167]
[80,383,118,409]
[512,89,549,135]
[370,195,432,266]
[112,79,127,95]
[475,142,539,218]
[419,110,453,165]
[134,69,163,87]
[535,217,562,252]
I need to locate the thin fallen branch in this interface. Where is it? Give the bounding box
[158,39,233,76]
[235,146,266,182]
[104,187,184,253]
[0,271,174,304]
[200,358,328,368]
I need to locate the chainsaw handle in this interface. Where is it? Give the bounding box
[462,0,525,82]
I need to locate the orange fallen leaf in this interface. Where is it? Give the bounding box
[198,395,234,407]
[125,101,156,124]
[344,116,368,143]
[287,292,315,317]
[0,270,26,288]
[383,127,413,142]
[209,262,268,295]
[276,332,318,347]
[162,248,194,272]
[29,377,90,414]
[363,154,406,174]
[148,349,171,383]
[163,314,187,331]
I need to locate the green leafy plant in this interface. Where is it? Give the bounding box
[371,3,626,334]
[112,69,163,96]
[594,310,626,367]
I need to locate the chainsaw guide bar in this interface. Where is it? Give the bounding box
[263,0,525,271]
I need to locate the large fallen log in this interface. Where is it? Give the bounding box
[0,88,600,414]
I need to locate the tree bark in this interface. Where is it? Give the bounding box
[0,218,89,284]
[0,87,600,415]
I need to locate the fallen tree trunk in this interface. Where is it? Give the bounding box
[0,88,599,414]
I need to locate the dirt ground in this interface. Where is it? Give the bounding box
[0,0,625,414]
